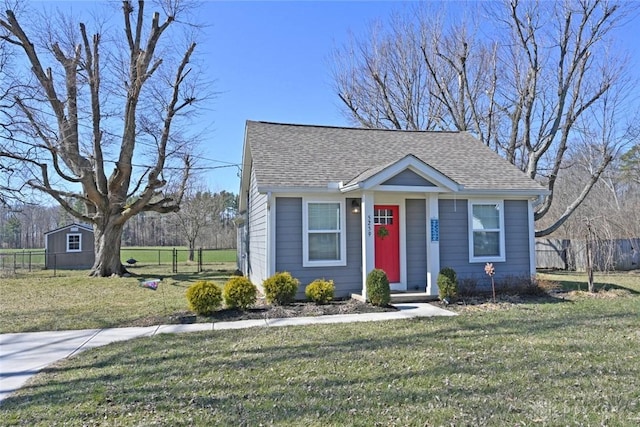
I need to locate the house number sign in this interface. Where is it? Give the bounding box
[430,218,439,242]
[367,214,373,237]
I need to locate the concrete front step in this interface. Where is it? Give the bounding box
[352,292,438,303]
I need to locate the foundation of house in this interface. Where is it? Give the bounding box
[351,292,438,304]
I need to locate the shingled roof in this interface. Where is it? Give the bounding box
[244,121,547,194]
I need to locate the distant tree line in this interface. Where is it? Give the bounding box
[0,190,238,250]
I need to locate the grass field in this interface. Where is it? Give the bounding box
[0,247,236,264]
[1,271,639,425]
[121,247,236,264]
[0,265,236,334]
[0,248,236,276]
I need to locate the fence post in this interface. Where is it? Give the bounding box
[158,249,161,266]
[172,248,177,274]
[28,251,32,272]
[198,248,202,273]
[13,253,17,275]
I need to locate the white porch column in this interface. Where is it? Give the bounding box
[426,195,440,296]
[361,191,375,300]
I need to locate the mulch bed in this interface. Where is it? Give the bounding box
[130,298,398,327]
[198,298,398,322]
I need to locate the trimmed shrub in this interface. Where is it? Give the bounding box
[437,267,458,301]
[367,269,390,306]
[305,279,335,304]
[263,272,299,305]
[186,281,222,315]
[223,276,257,310]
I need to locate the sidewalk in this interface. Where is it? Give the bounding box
[0,303,455,403]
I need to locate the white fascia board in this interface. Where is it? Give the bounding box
[452,188,550,198]
[359,156,460,192]
[257,186,343,194]
[44,223,93,236]
[339,182,362,193]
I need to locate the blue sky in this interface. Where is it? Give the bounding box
[197,1,403,194]
[25,1,640,196]
[194,0,640,194]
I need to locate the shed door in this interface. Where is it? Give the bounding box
[374,205,400,282]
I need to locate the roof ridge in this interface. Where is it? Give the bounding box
[247,120,466,134]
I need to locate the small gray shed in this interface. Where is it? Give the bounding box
[45,223,95,269]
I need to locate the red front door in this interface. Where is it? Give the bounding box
[374,205,400,282]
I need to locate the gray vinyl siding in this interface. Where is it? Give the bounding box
[275,197,362,299]
[247,167,268,286]
[405,199,427,291]
[503,200,531,276]
[382,169,436,186]
[45,226,95,269]
[439,199,531,289]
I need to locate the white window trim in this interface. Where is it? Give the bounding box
[468,200,506,263]
[302,198,347,267]
[66,233,82,253]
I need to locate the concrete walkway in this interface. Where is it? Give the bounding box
[0,303,455,403]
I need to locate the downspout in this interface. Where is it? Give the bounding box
[266,191,272,278]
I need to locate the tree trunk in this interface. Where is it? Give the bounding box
[585,224,595,293]
[90,220,127,277]
[188,242,195,262]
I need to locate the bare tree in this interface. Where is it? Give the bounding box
[171,187,215,261]
[0,1,209,275]
[169,188,236,260]
[332,0,638,236]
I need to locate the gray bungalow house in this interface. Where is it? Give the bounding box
[237,121,548,300]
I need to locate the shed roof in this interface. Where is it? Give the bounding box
[44,223,93,236]
[244,121,547,194]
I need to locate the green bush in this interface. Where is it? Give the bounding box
[185,280,222,315]
[437,267,458,301]
[367,269,390,306]
[263,272,300,305]
[305,279,335,304]
[223,276,257,310]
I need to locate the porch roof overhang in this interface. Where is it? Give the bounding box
[338,154,461,193]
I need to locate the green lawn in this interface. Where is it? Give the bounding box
[0,249,46,269]
[0,265,237,334]
[1,271,639,425]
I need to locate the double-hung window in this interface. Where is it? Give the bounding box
[468,200,505,262]
[66,233,82,252]
[303,200,346,267]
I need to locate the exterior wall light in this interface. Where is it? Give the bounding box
[351,199,361,214]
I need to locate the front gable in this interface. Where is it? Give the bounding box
[341,154,460,193]
[381,169,436,187]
